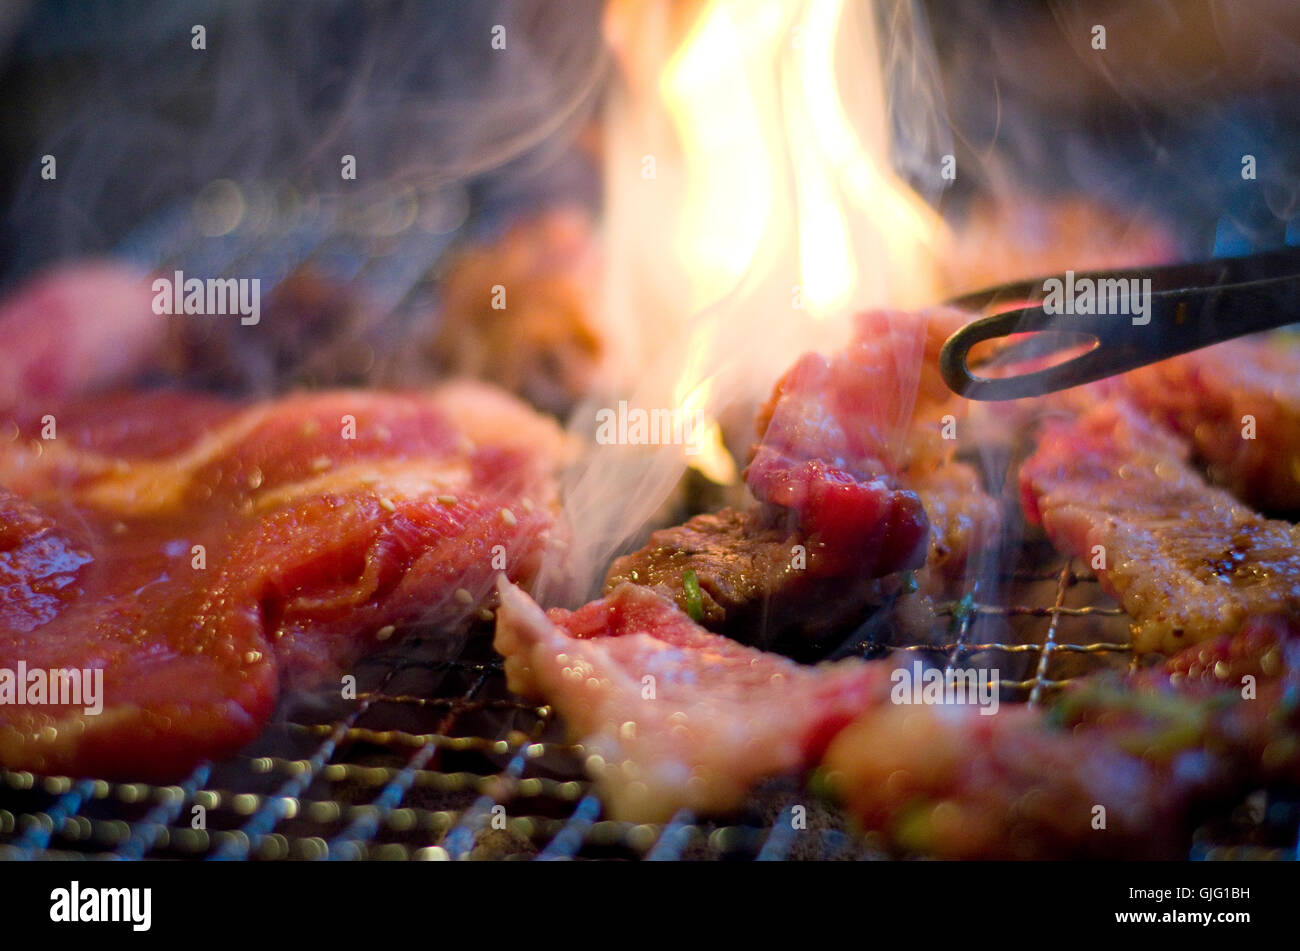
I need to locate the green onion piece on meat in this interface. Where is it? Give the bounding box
[947,591,976,633]
[682,569,704,622]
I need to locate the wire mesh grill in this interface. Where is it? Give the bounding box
[2,539,1295,861]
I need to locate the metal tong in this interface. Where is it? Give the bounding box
[938,247,1300,400]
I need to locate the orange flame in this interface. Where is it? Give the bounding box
[597,0,947,489]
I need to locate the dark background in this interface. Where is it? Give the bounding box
[0,1,1296,291]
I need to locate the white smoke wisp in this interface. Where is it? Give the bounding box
[2,1,609,281]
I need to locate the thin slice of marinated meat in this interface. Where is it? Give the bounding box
[821,669,1300,859]
[1020,402,1300,654]
[1107,336,1300,513]
[494,579,892,822]
[0,382,565,780]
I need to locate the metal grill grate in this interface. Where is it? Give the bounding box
[2,543,1296,861]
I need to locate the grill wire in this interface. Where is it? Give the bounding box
[2,544,1296,861]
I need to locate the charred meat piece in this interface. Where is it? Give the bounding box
[163,265,381,393]
[603,507,899,654]
[494,580,892,822]
[1020,402,1300,655]
[0,383,564,780]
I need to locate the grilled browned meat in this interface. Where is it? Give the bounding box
[603,508,896,649]
[606,309,999,646]
[906,455,1003,591]
[1020,401,1300,654]
[433,208,606,416]
[1105,337,1300,513]
[603,462,999,653]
